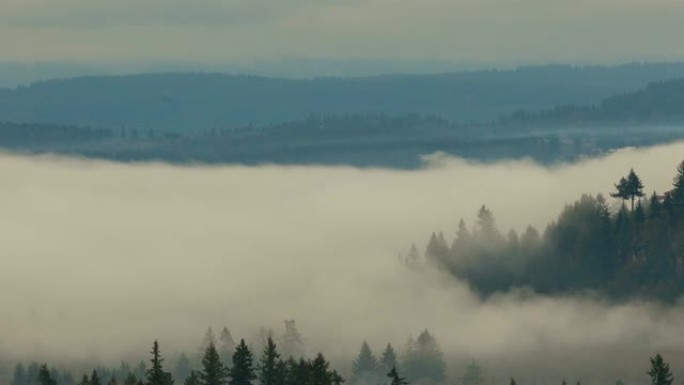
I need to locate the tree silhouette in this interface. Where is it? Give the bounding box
[257,337,281,385]
[146,341,173,385]
[230,340,255,385]
[648,354,673,385]
[38,365,56,385]
[200,343,229,385]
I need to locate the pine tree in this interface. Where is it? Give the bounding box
[218,328,236,368]
[380,344,398,373]
[199,343,229,385]
[146,341,173,385]
[280,320,304,359]
[78,374,90,385]
[462,361,483,385]
[11,363,27,385]
[673,160,684,203]
[387,367,408,385]
[230,339,255,385]
[257,337,280,385]
[627,168,646,211]
[91,371,102,385]
[310,353,332,385]
[38,365,56,385]
[174,353,192,383]
[403,330,445,383]
[648,354,673,385]
[650,192,663,218]
[510,378,517,385]
[351,341,379,384]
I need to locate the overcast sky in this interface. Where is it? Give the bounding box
[1,0,684,66]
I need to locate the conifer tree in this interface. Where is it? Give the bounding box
[673,160,684,203]
[627,168,646,211]
[11,363,27,385]
[257,337,281,385]
[280,320,304,359]
[174,353,192,383]
[91,371,102,385]
[200,343,229,385]
[648,354,674,385]
[230,339,255,385]
[510,378,517,385]
[78,374,90,385]
[351,341,379,384]
[38,364,56,385]
[310,353,332,385]
[146,341,173,385]
[218,328,236,368]
[611,177,630,207]
[380,344,398,373]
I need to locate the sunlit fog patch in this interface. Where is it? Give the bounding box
[2,143,684,382]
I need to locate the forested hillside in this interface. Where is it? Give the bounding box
[417,162,684,301]
[2,63,684,132]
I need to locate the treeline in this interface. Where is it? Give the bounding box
[10,321,452,385]
[501,77,684,126]
[416,160,684,301]
[3,115,682,168]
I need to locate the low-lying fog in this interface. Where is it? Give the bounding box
[2,142,684,383]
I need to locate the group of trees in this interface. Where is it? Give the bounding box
[348,330,444,385]
[418,160,684,300]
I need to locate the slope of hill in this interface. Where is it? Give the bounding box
[3,63,684,132]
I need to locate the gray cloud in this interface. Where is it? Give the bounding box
[2,143,684,382]
[0,0,683,63]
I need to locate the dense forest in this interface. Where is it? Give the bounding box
[5,322,446,385]
[1,70,684,167]
[5,324,677,385]
[2,63,684,132]
[415,160,684,301]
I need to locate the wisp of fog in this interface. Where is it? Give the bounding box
[3,142,684,383]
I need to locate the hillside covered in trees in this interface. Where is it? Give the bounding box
[2,63,684,133]
[417,161,684,301]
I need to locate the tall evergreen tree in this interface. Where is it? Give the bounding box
[146,341,173,385]
[230,340,255,385]
[380,344,398,373]
[11,363,27,385]
[462,361,483,385]
[199,343,229,385]
[280,320,304,359]
[648,354,674,385]
[626,168,646,211]
[218,328,236,368]
[91,371,102,385]
[611,177,630,207]
[310,353,332,385]
[78,374,90,385]
[673,160,684,203]
[38,365,57,385]
[257,337,281,385]
[403,330,445,383]
[351,341,379,384]
[174,353,192,383]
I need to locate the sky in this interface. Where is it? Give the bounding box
[1,0,684,66]
[2,142,684,383]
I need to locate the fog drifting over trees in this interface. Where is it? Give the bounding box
[3,142,684,383]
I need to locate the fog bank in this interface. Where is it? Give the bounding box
[2,143,684,383]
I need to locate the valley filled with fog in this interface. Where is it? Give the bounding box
[2,142,684,383]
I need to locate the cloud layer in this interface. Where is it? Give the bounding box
[1,0,683,64]
[2,143,684,383]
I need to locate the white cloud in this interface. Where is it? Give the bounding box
[1,143,684,382]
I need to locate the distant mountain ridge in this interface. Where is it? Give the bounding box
[3,63,684,132]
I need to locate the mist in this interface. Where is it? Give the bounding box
[3,142,684,383]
